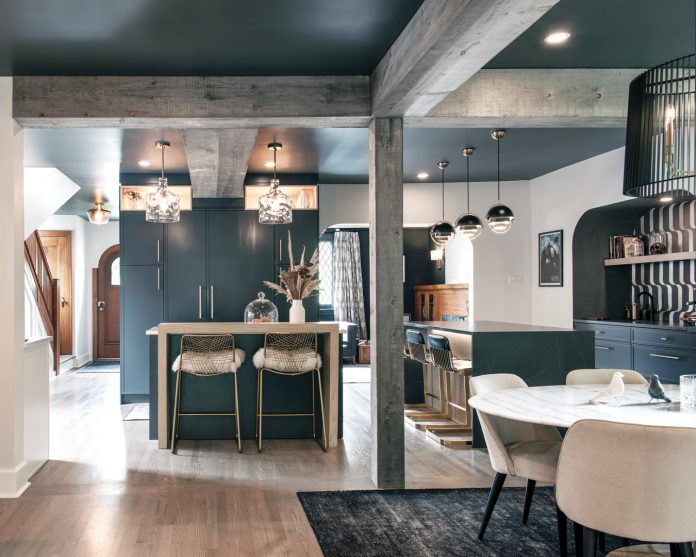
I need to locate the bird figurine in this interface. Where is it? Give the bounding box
[590,371,625,404]
[648,374,672,403]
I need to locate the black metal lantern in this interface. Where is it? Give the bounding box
[623,54,695,200]
[486,129,514,234]
[429,161,456,246]
[455,147,483,240]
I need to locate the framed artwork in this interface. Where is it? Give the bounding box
[539,230,563,287]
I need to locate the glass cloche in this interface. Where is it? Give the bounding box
[244,292,279,323]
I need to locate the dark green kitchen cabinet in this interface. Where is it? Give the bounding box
[120,265,163,402]
[274,212,319,266]
[120,211,164,266]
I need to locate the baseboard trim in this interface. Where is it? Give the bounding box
[121,394,149,404]
[0,459,41,498]
[75,353,91,368]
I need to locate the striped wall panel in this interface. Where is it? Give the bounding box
[632,201,696,322]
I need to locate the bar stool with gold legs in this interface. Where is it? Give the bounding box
[170,334,246,454]
[425,333,473,448]
[252,333,327,452]
[404,329,457,431]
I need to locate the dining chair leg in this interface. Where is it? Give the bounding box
[522,479,536,525]
[556,505,568,557]
[311,369,316,439]
[573,522,583,557]
[258,369,264,453]
[597,532,606,552]
[478,472,506,540]
[671,543,695,557]
[170,370,182,454]
[255,369,260,439]
[315,368,328,452]
[233,372,242,453]
[582,527,597,557]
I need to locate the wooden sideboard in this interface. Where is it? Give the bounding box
[414,284,469,321]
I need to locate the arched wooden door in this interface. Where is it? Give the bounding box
[94,245,120,360]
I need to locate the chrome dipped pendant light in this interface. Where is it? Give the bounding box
[486,129,514,234]
[429,161,456,246]
[455,147,483,240]
[259,142,292,225]
[623,54,695,200]
[145,140,181,223]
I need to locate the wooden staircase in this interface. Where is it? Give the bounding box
[25,231,61,373]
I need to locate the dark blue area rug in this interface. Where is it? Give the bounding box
[297,487,628,557]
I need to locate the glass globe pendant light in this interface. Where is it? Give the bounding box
[455,147,483,240]
[486,129,515,234]
[86,201,111,225]
[145,140,181,223]
[259,142,292,225]
[429,161,456,246]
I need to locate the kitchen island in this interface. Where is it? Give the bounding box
[404,320,595,447]
[149,322,342,449]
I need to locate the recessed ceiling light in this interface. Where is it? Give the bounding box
[264,161,276,168]
[417,172,429,180]
[544,31,571,45]
[138,160,151,167]
[659,196,673,203]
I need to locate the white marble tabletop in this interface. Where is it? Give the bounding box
[468,384,696,429]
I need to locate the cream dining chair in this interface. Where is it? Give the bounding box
[556,419,696,557]
[566,368,648,386]
[469,373,568,555]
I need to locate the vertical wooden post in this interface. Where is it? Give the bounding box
[369,117,405,489]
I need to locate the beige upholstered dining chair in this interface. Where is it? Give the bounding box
[170,334,246,454]
[469,374,567,555]
[566,368,648,386]
[556,419,696,556]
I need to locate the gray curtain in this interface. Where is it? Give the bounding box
[333,231,367,339]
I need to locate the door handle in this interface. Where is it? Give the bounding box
[157,240,161,263]
[595,345,612,350]
[97,301,105,312]
[157,268,160,291]
[279,238,282,262]
[61,296,67,308]
[198,286,203,320]
[649,353,681,360]
[210,285,215,320]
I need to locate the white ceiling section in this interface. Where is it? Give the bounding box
[24,167,79,238]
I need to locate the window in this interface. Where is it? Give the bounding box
[110,257,120,286]
[318,240,333,306]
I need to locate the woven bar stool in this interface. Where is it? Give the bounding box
[425,333,473,447]
[170,334,246,454]
[252,333,326,452]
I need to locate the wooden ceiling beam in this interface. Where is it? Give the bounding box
[12,76,370,128]
[371,0,560,117]
[406,69,642,128]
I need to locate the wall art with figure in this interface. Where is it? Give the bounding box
[539,230,563,286]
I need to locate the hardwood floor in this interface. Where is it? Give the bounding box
[0,371,515,556]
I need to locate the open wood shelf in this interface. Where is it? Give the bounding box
[604,251,696,267]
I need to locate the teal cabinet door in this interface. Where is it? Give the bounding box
[120,211,163,266]
[208,210,274,322]
[165,210,208,322]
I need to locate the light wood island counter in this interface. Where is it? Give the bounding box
[152,322,341,449]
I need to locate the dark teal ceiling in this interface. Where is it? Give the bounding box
[486,0,695,69]
[0,0,424,75]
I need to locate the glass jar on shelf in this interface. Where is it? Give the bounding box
[648,230,668,255]
[244,292,279,323]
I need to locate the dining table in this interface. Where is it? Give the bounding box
[468,383,696,429]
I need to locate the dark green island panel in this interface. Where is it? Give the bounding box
[405,321,595,448]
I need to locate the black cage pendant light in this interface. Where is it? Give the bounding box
[429,161,456,247]
[455,147,483,240]
[486,129,515,234]
[623,54,695,200]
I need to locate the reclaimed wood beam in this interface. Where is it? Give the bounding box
[371,0,559,117]
[12,76,371,128]
[182,129,258,198]
[369,117,405,489]
[406,69,641,128]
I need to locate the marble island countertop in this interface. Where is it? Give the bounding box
[404,320,575,334]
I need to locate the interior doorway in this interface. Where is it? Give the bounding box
[38,230,73,355]
[93,244,120,361]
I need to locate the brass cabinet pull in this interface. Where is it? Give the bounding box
[595,345,612,350]
[649,353,681,360]
[157,268,160,291]
[157,240,161,263]
[198,285,202,319]
[279,238,282,261]
[210,285,215,319]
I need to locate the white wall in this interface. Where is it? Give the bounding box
[320,179,533,323]
[529,148,627,328]
[39,216,119,365]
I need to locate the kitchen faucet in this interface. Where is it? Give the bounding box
[637,291,655,320]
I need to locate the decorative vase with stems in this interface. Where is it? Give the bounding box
[263,231,320,323]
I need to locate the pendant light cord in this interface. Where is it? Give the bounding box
[441,164,445,220]
[161,144,165,179]
[466,155,470,211]
[273,145,277,182]
[496,137,501,203]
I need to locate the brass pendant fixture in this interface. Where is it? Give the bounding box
[429,161,456,246]
[145,140,181,223]
[87,202,111,225]
[455,147,483,240]
[259,142,293,225]
[486,129,515,234]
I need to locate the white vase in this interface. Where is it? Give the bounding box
[289,299,305,323]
